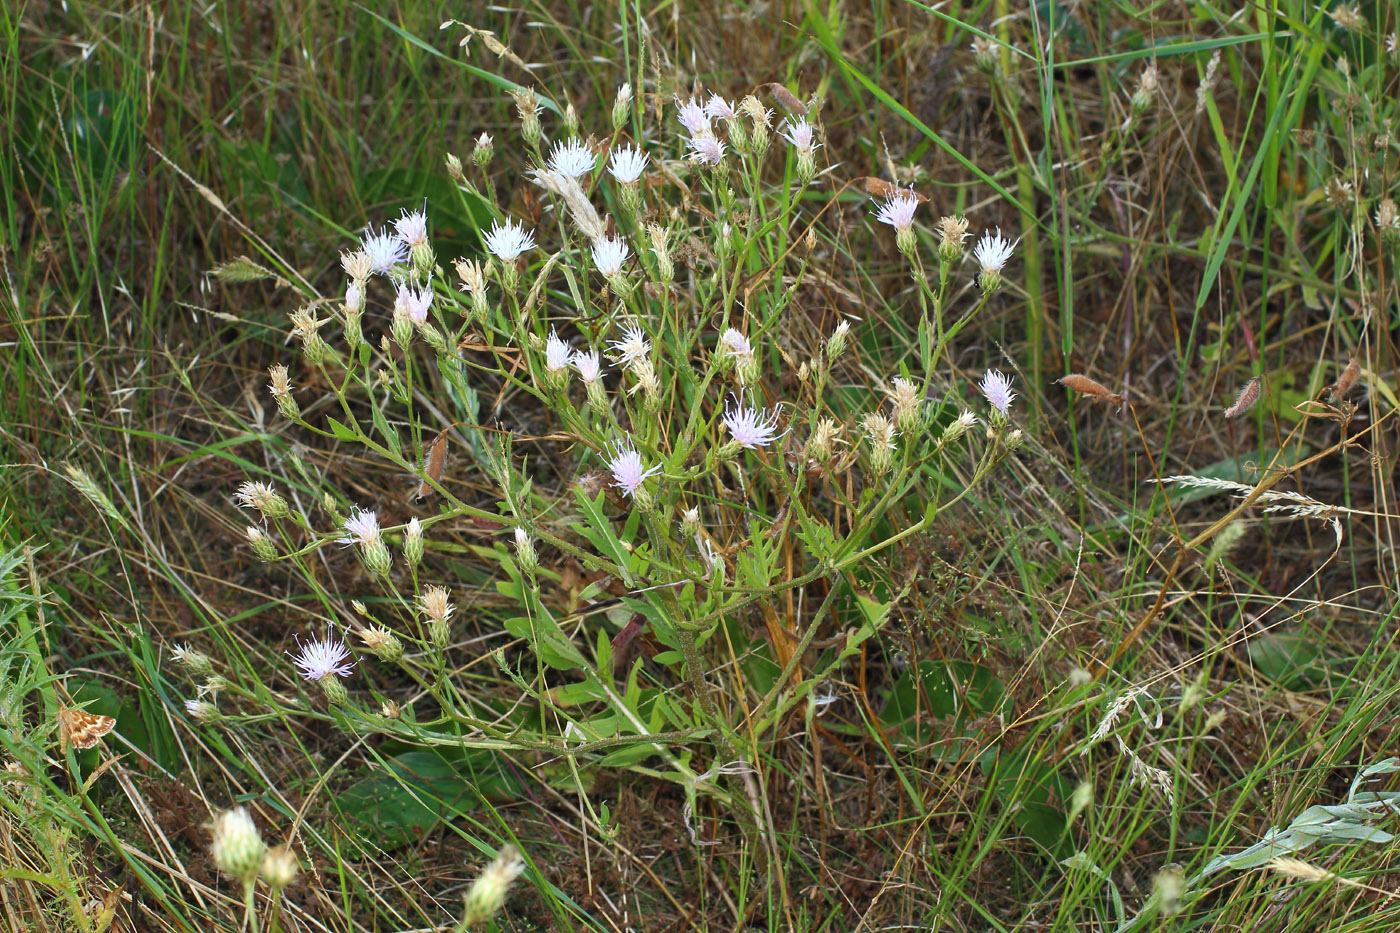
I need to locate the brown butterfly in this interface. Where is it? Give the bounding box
[58,706,116,750]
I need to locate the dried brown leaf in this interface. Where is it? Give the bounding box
[417,430,449,499]
[1058,373,1123,404]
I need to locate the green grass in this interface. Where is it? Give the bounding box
[3,0,1400,931]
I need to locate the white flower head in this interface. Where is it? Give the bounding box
[484,219,536,262]
[781,118,819,152]
[340,508,382,547]
[545,327,572,372]
[607,321,651,368]
[572,348,604,384]
[393,204,428,248]
[290,628,355,682]
[973,229,1018,273]
[874,188,920,234]
[547,137,596,178]
[676,96,711,136]
[606,437,662,497]
[720,328,753,361]
[704,94,736,121]
[979,369,1016,416]
[722,395,786,449]
[361,226,407,275]
[686,134,726,166]
[607,145,650,184]
[345,279,364,314]
[395,278,434,324]
[591,235,631,277]
[617,83,633,104]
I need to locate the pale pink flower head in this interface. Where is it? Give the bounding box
[781,118,818,152]
[290,628,355,682]
[676,96,711,136]
[395,278,434,324]
[686,134,726,166]
[704,94,736,121]
[484,220,536,262]
[340,508,382,546]
[979,369,1016,416]
[873,189,920,234]
[721,328,753,361]
[605,437,662,497]
[545,327,572,372]
[393,205,429,248]
[547,137,596,178]
[572,348,603,384]
[722,395,786,449]
[362,226,408,275]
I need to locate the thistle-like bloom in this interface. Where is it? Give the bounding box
[605,438,661,497]
[887,377,922,432]
[721,328,753,361]
[973,228,1017,292]
[395,278,434,324]
[607,322,651,368]
[780,118,818,152]
[418,585,455,623]
[340,249,372,282]
[979,369,1016,417]
[704,94,736,121]
[290,629,355,682]
[484,219,536,262]
[591,236,631,277]
[572,348,604,384]
[607,145,650,184]
[393,205,428,248]
[547,137,596,177]
[686,134,726,166]
[361,226,407,275]
[340,508,382,547]
[973,229,1017,273]
[722,395,785,449]
[874,189,920,234]
[234,481,287,519]
[676,96,711,136]
[545,327,572,372]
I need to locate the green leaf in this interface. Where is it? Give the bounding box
[340,752,479,850]
[503,610,586,671]
[326,416,357,442]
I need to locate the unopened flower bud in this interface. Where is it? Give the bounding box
[410,242,436,280]
[211,807,266,886]
[513,527,538,574]
[971,36,998,75]
[612,83,632,131]
[1004,428,1025,451]
[679,506,701,539]
[246,526,277,561]
[403,517,424,568]
[392,306,415,350]
[647,224,674,283]
[458,845,526,929]
[473,132,495,167]
[826,320,851,360]
[563,102,579,137]
[445,152,464,180]
[260,846,299,892]
[429,618,451,651]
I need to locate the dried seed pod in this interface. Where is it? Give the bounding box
[417,430,449,499]
[1224,376,1262,419]
[1333,358,1360,397]
[762,83,806,115]
[1058,373,1124,404]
